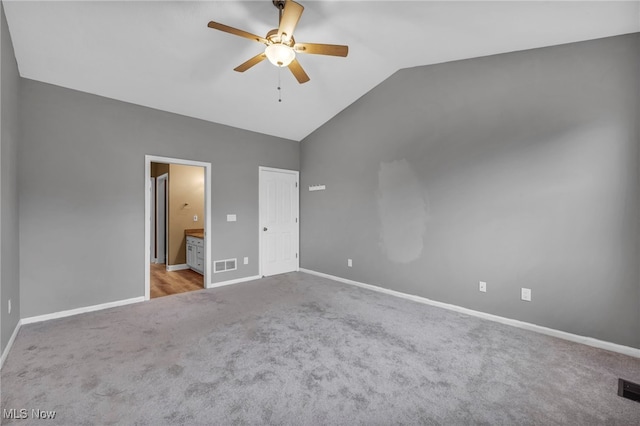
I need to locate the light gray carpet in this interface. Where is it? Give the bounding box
[2,272,639,425]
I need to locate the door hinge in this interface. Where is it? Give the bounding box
[295,182,298,188]
[295,218,298,223]
[296,253,298,258]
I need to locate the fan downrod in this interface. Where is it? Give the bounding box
[272,1,286,10]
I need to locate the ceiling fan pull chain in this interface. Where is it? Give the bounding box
[277,68,282,103]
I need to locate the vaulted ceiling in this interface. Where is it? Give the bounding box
[4,1,639,141]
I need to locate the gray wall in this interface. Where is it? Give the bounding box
[300,34,640,349]
[19,79,299,318]
[1,3,21,353]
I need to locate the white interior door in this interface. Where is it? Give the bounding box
[150,177,155,262]
[260,167,299,277]
[156,173,168,264]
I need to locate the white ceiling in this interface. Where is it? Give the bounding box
[4,1,640,141]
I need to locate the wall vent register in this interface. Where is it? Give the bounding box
[214,258,237,273]
[618,378,640,402]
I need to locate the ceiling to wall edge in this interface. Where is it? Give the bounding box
[299,31,640,143]
[8,31,640,144]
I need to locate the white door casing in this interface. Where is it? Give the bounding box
[144,155,212,301]
[259,167,299,277]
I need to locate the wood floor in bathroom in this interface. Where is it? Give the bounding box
[150,263,204,298]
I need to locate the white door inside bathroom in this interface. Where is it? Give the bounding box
[156,173,167,264]
[259,167,299,277]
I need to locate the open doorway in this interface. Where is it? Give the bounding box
[145,156,212,300]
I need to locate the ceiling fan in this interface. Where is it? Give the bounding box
[207,0,348,84]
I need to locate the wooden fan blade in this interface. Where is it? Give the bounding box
[278,1,304,42]
[234,53,267,72]
[294,42,348,57]
[288,58,310,84]
[208,21,267,44]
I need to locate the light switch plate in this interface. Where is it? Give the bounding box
[193,215,198,222]
[521,288,532,302]
[348,259,353,267]
[243,257,248,265]
[479,281,487,292]
[227,214,237,222]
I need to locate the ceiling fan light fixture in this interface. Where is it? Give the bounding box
[265,43,295,67]
[208,0,348,84]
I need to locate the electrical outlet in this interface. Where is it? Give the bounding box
[479,281,487,293]
[8,299,11,314]
[193,215,198,222]
[243,257,248,265]
[521,288,532,302]
[347,259,352,267]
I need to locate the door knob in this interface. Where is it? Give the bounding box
[263,227,268,231]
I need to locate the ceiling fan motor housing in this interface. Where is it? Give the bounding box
[266,29,295,47]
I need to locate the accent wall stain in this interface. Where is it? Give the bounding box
[376,159,428,264]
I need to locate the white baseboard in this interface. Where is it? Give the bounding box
[299,268,640,359]
[21,296,146,325]
[166,264,189,272]
[208,275,261,289]
[0,320,22,370]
